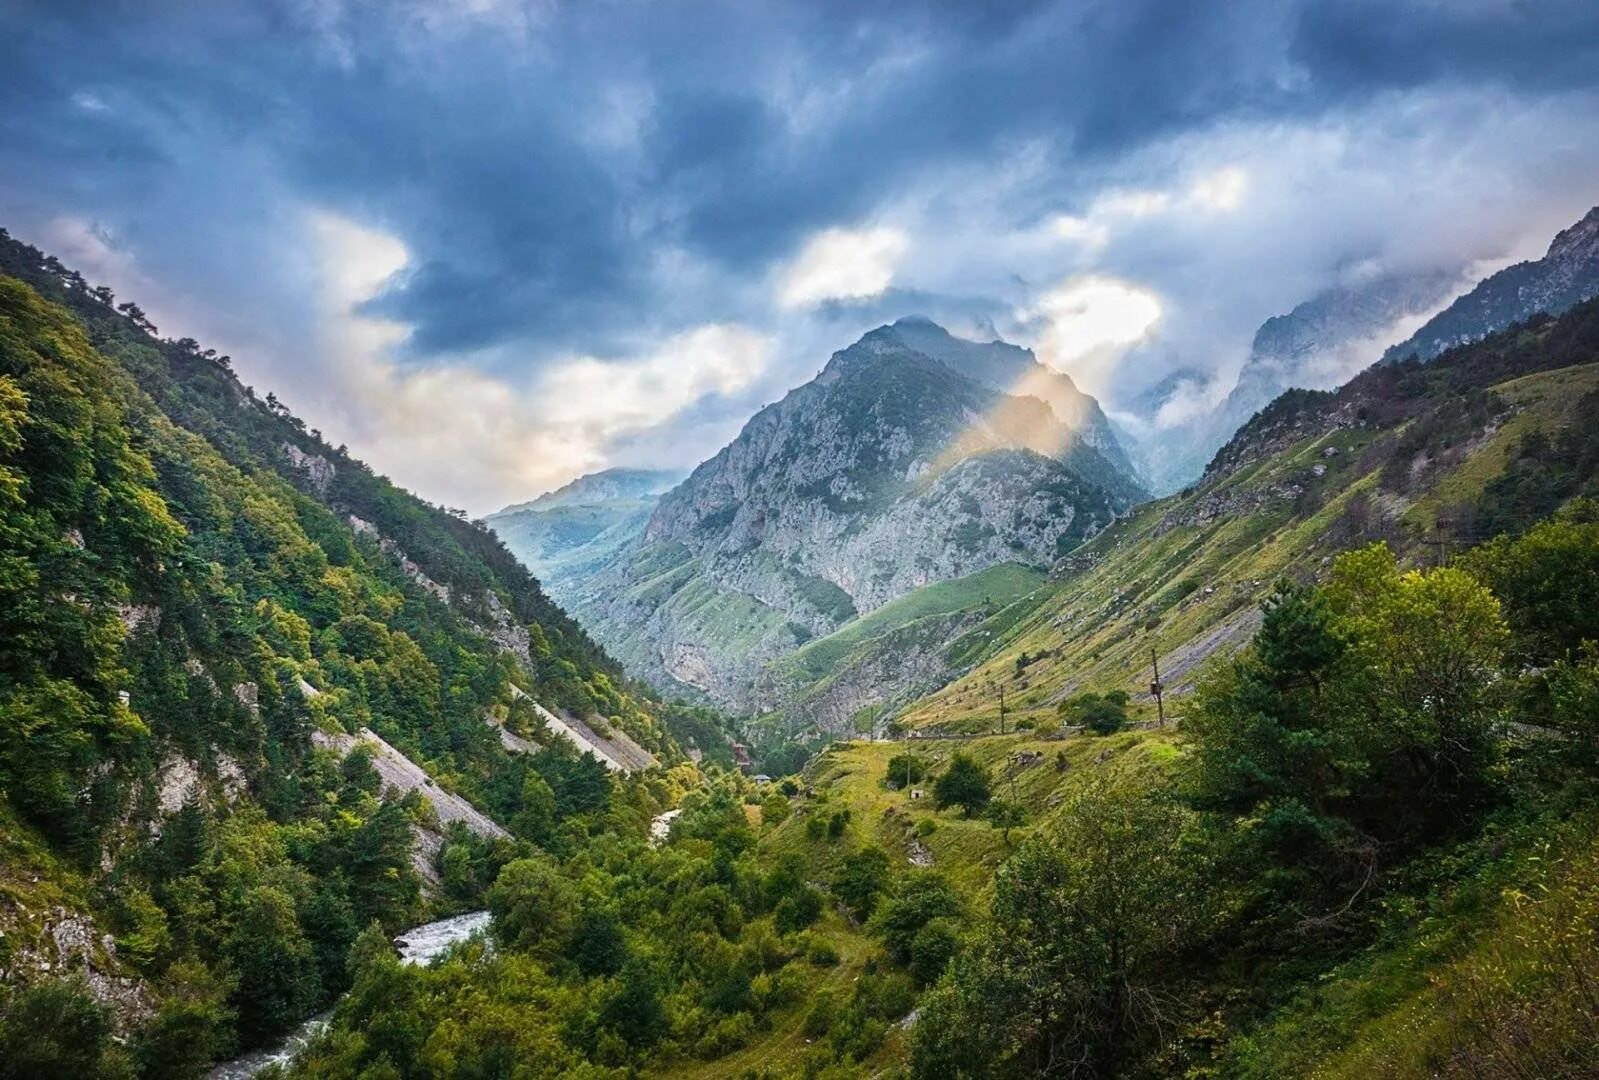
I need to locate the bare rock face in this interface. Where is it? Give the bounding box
[559,321,1143,711]
[281,441,336,493]
[1384,205,1599,363]
[1,908,154,1034]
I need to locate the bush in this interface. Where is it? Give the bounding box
[806,936,840,966]
[884,753,930,789]
[831,847,891,921]
[933,754,991,817]
[1059,691,1130,735]
[0,979,120,1080]
[803,991,838,1037]
[909,917,960,985]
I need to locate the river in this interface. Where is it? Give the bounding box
[207,910,491,1079]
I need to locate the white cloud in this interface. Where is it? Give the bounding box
[537,325,772,441]
[778,226,907,308]
[1043,165,1249,255]
[1093,188,1172,219]
[305,211,772,513]
[1021,275,1163,395]
[71,91,109,113]
[1188,165,1249,211]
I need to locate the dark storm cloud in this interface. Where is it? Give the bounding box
[2,0,1598,369]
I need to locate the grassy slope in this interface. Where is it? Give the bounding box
[901,362,1599,734]
[664,728,1181,1076]
[696,357,1599,1076]
[779,563,1047,684]
[1226,806,1599,1078]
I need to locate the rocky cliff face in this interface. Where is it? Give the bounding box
[1384,205,1599,363]
[561,321,1143,710]
[882,316,1140,485]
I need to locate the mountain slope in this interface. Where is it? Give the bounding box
[883,315,1140,484]
[1384,205,1599,363]
[1133,269,1461,493]
[899,295,1599,732]
[562,321,1145,712]
[0,228,679,1066]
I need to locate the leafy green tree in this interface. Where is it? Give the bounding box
[510,770,558,845]
[885,752,930,789]
[131,959,236,1080]
[1324,544,1508,830]
[872,871,962,963]
[1461,508,1599,664]
[0,978,122,1080]
[911,779,1212,1076]
[933,753,991,817]
[225,885,322,1044]
[907,917,960,986]
[1058,690,1131,734]
[760,791,791,827]
[830,847,892,921]
[985,798,1025,844]
[568,909,629,977]
[487,856,580,958]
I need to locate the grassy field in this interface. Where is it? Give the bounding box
[766,728,1182,901]
[776,562,1049,686]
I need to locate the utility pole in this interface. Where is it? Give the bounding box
[1150,647,1166,729]
[1432,525,1450,568]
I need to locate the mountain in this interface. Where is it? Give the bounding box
[1384,204,1599,362]
[486,467,683,581]
[0,228,680,1062]
[292,295,1599,1080]
[1131,270,1460,493]
[558,320,1146,713]
[905,291,1599,733]
[883,315,1141,483]
[496,467,682,515]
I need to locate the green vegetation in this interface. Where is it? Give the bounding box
[778,562,1046,686]
[1059,689,1131,734]
[933,753,993,817]
[0,232,678,1075]
[5,225,1599,1079]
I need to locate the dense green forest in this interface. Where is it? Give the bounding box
[2,229,1598,1080]
[0,233,717,1077]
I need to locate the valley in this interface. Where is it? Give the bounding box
[3,199,1599,1079]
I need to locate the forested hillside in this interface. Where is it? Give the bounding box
[0,232,699,1077]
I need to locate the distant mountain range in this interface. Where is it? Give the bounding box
[1383,205,1599,362]
[1125,205,1599,493]
[487,203,1599,733]
[487,468,684,580]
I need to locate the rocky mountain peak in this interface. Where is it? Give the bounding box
[1382,204,1599,364]
[1546,204,1599,263]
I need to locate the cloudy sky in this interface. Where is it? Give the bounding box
[4,0,1599,513]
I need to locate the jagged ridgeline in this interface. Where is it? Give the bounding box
[532,317,1147,722]
[0,229,687,1064]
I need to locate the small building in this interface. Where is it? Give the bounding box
[752,773,773,785]
[909,788,925,800]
